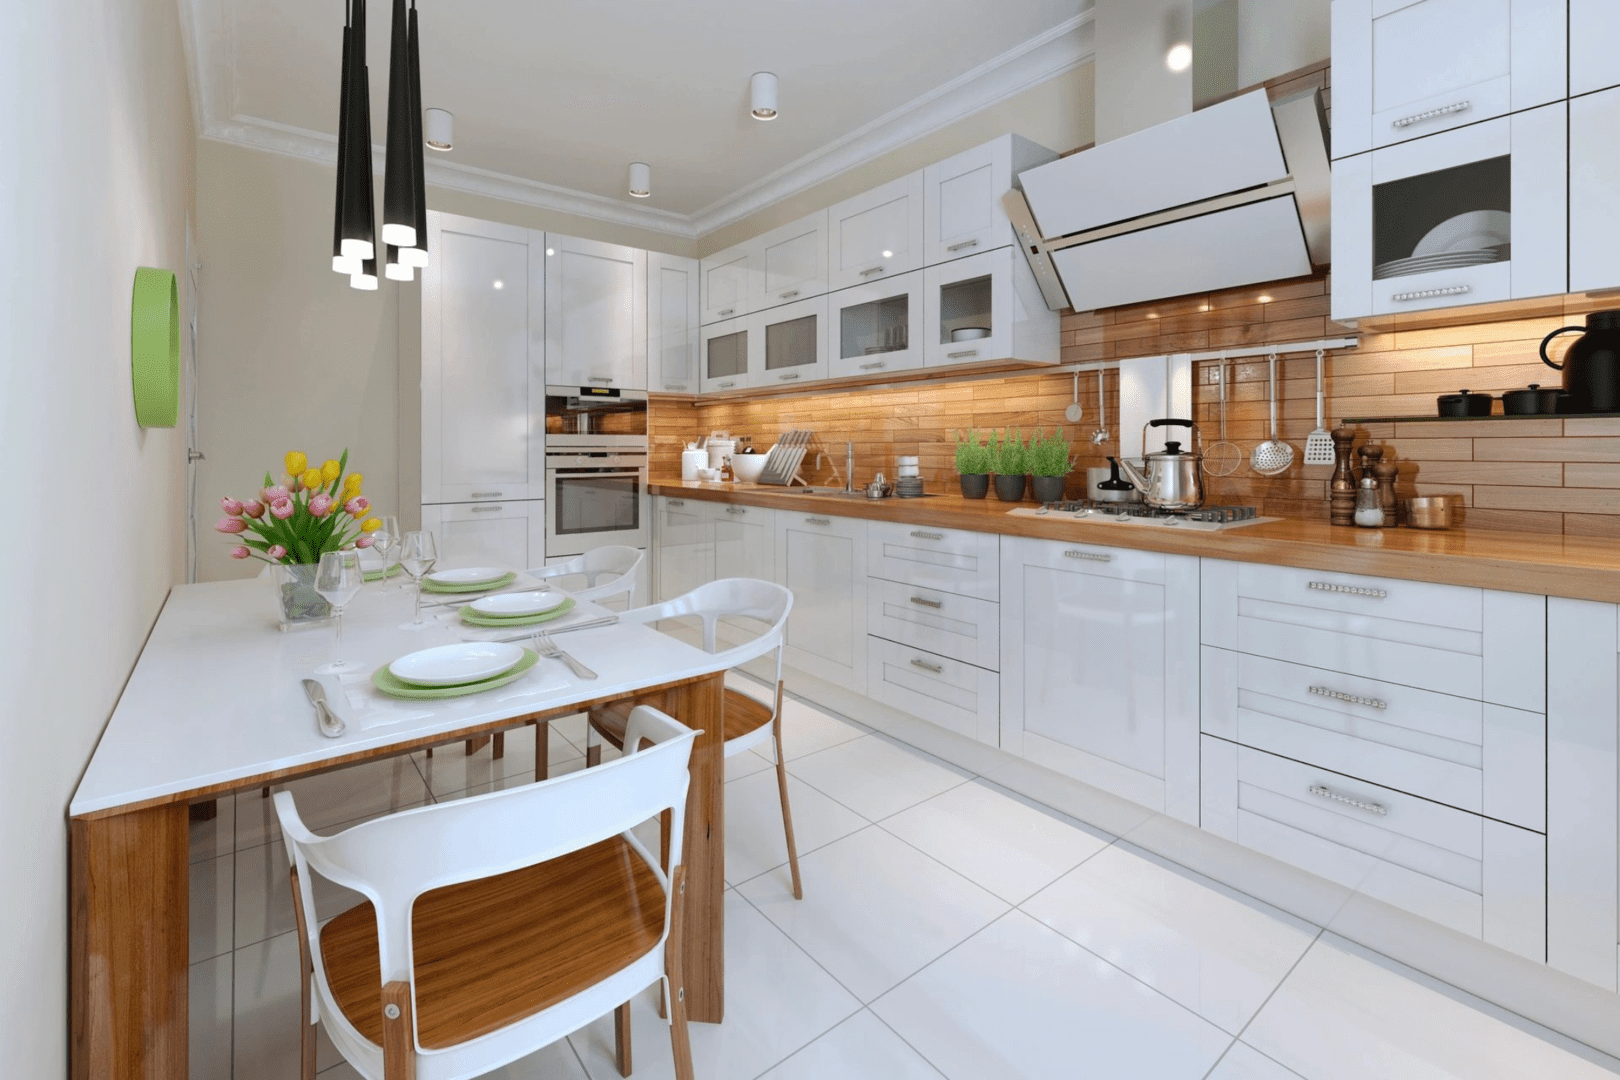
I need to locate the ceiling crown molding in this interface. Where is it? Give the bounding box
[177,1,1094,241]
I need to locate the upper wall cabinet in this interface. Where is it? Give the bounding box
[647,252,699,395]
[1571,0,1620,98]
[922,134,1057,267]
[753,211,829,311]
[544,234,646,390]
[923,247,1058,370]
[754,294,829,389]
[1571,88,1620,295]
[699,244,754,325]
[699,315,756,394]
[827,171,925,291]
[421,212,544,504]
[1332,102,1567,321]
[1331,0,1566,160]
[828,270,924,380]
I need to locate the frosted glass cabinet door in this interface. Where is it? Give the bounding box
[827,171,925,291]
[753,211,828,311]
[753,294,828,390]
[544,234,647,390]
[699,315,756,394]
[420,500,545,571]
[420,212,542,504]
[647,252,699,394]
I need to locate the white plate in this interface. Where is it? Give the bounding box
[388,642,526,687]
[950,327,991,341]
[426,566,508,586]
[1412,210,1511,257]
[469,590,568,617]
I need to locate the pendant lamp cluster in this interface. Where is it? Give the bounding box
[332,0,428,290]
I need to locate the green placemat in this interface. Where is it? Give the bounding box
[421,570,517,594]
[371,648,539,699]
[130,267,179,428]
[364,565,403,582]
[459,597,576,628]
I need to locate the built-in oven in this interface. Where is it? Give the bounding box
[544,449,649,557]
[544,386,648,449]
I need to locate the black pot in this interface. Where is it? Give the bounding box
[1501,383,1561,415]
[1542,309,1620,414]
[958,472,990,499]
[1437,389,1493,417]
[1031,475,1067,503]
[993,474,1028,502]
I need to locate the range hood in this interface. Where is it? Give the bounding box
[1006,86,1331,312]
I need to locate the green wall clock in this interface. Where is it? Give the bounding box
[130,266,179,428]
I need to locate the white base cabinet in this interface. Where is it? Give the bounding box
[420,499,545,572]
[775,511,867,688]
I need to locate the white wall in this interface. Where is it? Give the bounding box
[0,0,196,1074]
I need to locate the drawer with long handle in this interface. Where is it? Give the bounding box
[1238,564,1482,631]
[866,577,999,670]
[866,520,1001,600]
[866,635,999,747]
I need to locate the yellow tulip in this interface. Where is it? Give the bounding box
[321,459,342,484]
[360,517,381,533]
[284,451,308,477]
[343,472,364,495]
[301,467,324,490]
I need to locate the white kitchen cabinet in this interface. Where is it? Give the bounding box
[1000,536,1199,821]
[713,502,776,585]
[420,212,544,505]
[753,294,828,390]
[922,134,1057,267]
[866,520,999,601]
[699,242,755,325]
[647,252,699,394]
[1570,87,1620,296]
[776,512,867,688]
[753,210,829,311]
[867,635,999,746]
[828,271,924,380]
[922,246,1059,370]
[827,170,925,291]
[1330,0,1566,160]
[699,315,757,394]
[420,499,545,571]
[653,496,715,603]
[1571,0,1620,97]
[544,233,646,390]
[1331,102,1567,322]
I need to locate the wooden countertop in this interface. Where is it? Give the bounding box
[650,480,1620,602]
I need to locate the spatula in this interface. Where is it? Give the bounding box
[1304,348,1334,466]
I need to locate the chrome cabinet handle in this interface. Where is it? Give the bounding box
[1309,685,1387,710]
[946,239,979,252]
[910,657,944,674]
[1392,285,1471,303]
[1308,581,1387,598]
[859,361,886,370]
[805,516,830,526]
[471,491,504,499]
[589,376,614,383]
[1064,550,1111,562]
[725,507,746,515]
[716,380,736,388]
[1392,100,1470,129]
[664,383,688,391]
[909,596,943,609]
[778,372,800,381]
[947,349,979,359]
[667,499,685,507]
[909,530,944,540]
[860,265,885,277]
[470,505,503,513]
[780,290,799,299]
[718,308,735,317]
[1309,784,1388,817]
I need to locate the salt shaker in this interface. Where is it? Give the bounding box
[1354,476,1385,527]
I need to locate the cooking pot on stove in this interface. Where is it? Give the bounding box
[1109,419,1205,511]
[1541,310,1620,414]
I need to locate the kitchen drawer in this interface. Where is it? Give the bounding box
[999,533,1166,586]
[866,636,998,746]
[1238,564,1481,632]
[1202,647,1544,831]
[1201,739,1546,960]
[867,520,999,600]
[867,577,999,670]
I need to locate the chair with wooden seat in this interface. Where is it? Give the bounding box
[585,578,802,899]
[275,704,699,1080]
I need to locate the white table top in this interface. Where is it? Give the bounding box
[70,576,726,817]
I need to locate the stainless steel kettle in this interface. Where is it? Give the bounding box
[1108,419,1205,510]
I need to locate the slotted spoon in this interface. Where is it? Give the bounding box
[1304,348,1334,466]
[1251,352,1295,476]
[1205,354,1242,477]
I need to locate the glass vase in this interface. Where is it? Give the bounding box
[272,563,333,631]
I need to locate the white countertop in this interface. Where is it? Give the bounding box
[70,577,726,817]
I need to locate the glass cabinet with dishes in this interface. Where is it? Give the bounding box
[828,271,923,379]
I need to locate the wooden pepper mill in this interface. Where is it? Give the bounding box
[1330,428,1357,526]
[1372,459,1400,526]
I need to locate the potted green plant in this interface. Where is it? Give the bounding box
[1029,428,1072,503]
[990,428,1029,502]
[953,428,992,498]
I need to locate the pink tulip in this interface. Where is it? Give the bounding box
[266,544,288,560]
[355,536,373,549]
[308,494,334,517]
[214,517,246,534]
[229,546,251,559]
[220,497,244,516]
[240,499,265,519]
[262,485,290,503]
[270,497,295,520]
[344,496,370,516]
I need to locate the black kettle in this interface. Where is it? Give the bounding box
[1541,310,1620,414]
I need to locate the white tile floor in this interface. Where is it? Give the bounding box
[190,690,1620,1080]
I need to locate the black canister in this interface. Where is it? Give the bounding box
[1542,310,1620,414]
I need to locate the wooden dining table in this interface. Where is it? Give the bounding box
[68,575,731,1080]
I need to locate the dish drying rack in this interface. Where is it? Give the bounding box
[757,430,814,486]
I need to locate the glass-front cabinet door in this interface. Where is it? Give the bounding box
[754,295,827,389]
[923,247,1013,369]
[699,315,755,394]
[1332,102,1566,320]
[829,271,923,380]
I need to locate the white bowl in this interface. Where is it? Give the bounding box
[426,566,507,586]
[388,642,525,687]
[950,327,991,342]
[469,590,567,617]
[732,454,768,483]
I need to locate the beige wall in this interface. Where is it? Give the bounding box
[0,0,196,1073]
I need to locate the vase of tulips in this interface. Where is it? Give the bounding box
[215,449,384,629]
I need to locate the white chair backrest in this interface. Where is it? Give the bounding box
[622,579,792,719]
[275,706,696,991]
[527,545,644,604]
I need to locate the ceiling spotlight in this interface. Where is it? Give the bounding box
[628,161,652,198]
[1165,42,1193,72]
[424,107,453,151]
[750,71,778,120]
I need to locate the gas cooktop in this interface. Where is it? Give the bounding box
[1006,500,1279,532]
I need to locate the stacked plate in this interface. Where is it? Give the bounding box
[1374,210,1511,280]
[894,476,926,498]
[459,589,576,628]
[1373,248,1504,280]
[420,566,517,594]
[373,642,540,699]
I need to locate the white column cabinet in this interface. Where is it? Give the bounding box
[827,171,925,291]
[420,500,545,571]
[922,134,1057,267]
[775,512,868,688]
[544,233,646,390]
[647,252,699,394]
[420,212,544,505]
[1570,87,1620,296]
[752,211,828,311]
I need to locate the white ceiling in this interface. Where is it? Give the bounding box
[181,0,1095,237]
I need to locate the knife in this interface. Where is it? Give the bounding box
[302,678,346,738]
[478,615,620,642]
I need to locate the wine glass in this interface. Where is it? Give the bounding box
[314,550,365,672]
[399,530,438,629]
[370,515,402,588]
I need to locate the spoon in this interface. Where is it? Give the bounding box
[1065,373,1084,422]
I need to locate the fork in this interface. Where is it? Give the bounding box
[535,632,597,680]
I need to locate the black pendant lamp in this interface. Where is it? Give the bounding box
[350,0,381,289]
[399,0,429,270]
[330,16,356,274]
[336,0,375,268]
[380,0,416,249]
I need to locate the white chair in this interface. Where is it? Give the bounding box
[586,579,802,899]
[276,705,699,1080]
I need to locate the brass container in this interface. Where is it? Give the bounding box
[1403,495,1458,530]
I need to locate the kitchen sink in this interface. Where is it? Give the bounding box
[783,487,941,499]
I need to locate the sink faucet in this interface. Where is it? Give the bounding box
[845,441,855,493]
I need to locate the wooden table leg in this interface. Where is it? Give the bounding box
[70,803,189,1080]
[664,672,725,1024]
